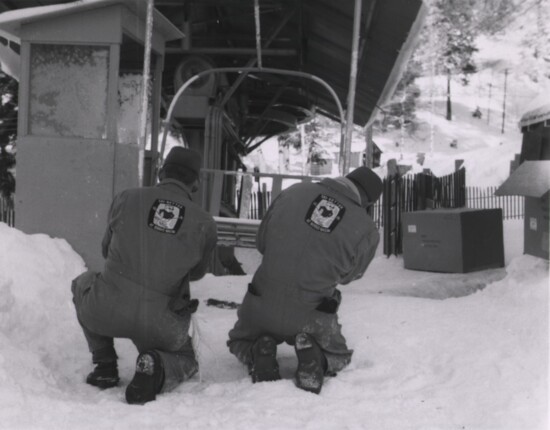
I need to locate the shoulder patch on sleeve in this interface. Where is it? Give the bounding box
[148,199,185,234]
[305,194,346,233]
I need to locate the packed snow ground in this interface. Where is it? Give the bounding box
[0,219,547,430]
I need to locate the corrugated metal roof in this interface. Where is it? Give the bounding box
[300,0,426,126]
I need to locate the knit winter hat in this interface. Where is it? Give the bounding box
[346,166,383,204]
[163,147,202,176]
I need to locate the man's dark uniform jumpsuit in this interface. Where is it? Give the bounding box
[72,167,217,394]
[228,175,380,375]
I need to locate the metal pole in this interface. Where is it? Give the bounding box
[254,0,263,68]
[487,81,492,125]
[501,69,508,134]
[341,0,362,175]
[364,124,373,168]
[220,6,296,107]
[139,0,154,149]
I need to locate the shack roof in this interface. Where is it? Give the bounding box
[495,161,550,198]
[519,92,550,128]
[0,0,183,42]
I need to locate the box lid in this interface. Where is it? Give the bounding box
[495,160,550,198]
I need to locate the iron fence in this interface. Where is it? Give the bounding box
[466,186,524,219]
[246,185,384,227]
[245,186,522,224]
[0,184,524,233]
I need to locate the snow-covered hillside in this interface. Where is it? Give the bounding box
[244,1,550,188]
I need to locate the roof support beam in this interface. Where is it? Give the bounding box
[139,0,154,150]
[254,0,262,68]
[245,81,290,148]
[341,0,365,175]
[166,47,297,56]
[219,4,297,108]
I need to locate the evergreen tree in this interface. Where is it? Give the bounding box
[375,59,422,133]
[474,0,515,34]
[431,0,478,120]
[402,0,479,123]
[0,72,18,200]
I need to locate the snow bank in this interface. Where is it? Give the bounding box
[0,221,547,430]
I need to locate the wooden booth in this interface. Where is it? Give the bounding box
[0,0,182,270]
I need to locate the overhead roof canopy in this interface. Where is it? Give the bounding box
[157,0,427,127]
[0,0,426,139]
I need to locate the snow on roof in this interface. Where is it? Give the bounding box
[519,92,550,128]
[0,0,183,41]
[495,160,550,198]
[0,28,20,79]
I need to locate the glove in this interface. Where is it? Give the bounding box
[315,288,342,314]
[171,295,199,316]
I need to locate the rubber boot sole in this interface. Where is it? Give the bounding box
[294,333,326,394]
[86,362,119,389]
[125,352,163,405]
[86,374,120,389]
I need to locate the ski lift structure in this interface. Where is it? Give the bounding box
[0,0,427,269]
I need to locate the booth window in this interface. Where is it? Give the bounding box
[116,35,155,145]
[29,44,109,139]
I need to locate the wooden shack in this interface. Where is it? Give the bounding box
[496,94,550,260]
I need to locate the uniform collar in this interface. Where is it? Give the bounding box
[319,177,362,206]
[157,179,194,200]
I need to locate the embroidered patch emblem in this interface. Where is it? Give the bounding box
[305,194,346,233]
[148,199,185,234]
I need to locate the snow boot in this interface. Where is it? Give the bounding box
[249,335,281,383]
[294,332,327,394]
[125,351,164,405]
[86,361,119,389]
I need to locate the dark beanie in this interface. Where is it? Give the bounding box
[346,166,383,203]
[163,147,202,176]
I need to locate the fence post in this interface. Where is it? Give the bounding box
[272,176,283,200]
[207,171,224,216]
[0,196,15,227]
[262,183,268,215]
[383,172,401,257]
[238,174,254,218]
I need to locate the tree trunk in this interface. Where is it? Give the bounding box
[446,72,452,120]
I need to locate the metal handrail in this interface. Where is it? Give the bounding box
[156,66,346,180]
